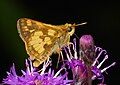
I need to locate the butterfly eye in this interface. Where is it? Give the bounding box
[67,27,72,32]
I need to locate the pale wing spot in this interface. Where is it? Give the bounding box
[30,29,35,33]
[23,26,27,29]
[37,38,43,43]
[48,29,56,36]
[29,40,38,45]
[29,38,43,45]
[34,31,43,36]
[34,45,41,51]
[38,46,45,53]
[44,37,50,42]
[33,60,41,67]
[24,28,29,31]
[38,38,43,42]
[48,32,54,36]
[31,36,40,40]
[26,20,31,23]
[44,37,52,45]
[33,43,40,48]
[27,20,32,26]
[27,23,32,26]
[34,43,45,52]
[48,29,56,33]
[22,26,29,31]
[46,41,52,45]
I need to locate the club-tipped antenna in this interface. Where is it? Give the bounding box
[73,22,87,27]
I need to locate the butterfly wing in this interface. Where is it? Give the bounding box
[17,18,66,67]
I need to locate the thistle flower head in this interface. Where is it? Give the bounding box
[79,35,94,51]
[3,59,73,85]
[79,35,96,65]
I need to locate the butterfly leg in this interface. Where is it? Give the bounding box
[56,48,62,68]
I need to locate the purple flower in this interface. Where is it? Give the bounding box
[3,64,23,85]
[63,35,116,85]
[3,59,73,85]
[91,47,116,83]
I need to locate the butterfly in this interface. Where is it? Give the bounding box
[17,18,86,67]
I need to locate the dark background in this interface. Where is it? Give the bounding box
[0,0,119,84]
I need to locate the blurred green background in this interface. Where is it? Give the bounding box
[0,0,120,84]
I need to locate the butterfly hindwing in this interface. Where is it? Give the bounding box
[17,18,67,67]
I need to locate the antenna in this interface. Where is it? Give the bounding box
[76,22,87,26]
[72,22,87,27]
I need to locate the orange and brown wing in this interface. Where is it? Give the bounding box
[17,18,65,67]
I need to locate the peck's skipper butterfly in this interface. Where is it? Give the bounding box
[17,18,86,67]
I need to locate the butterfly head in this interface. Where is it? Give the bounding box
[65,22,87,36]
